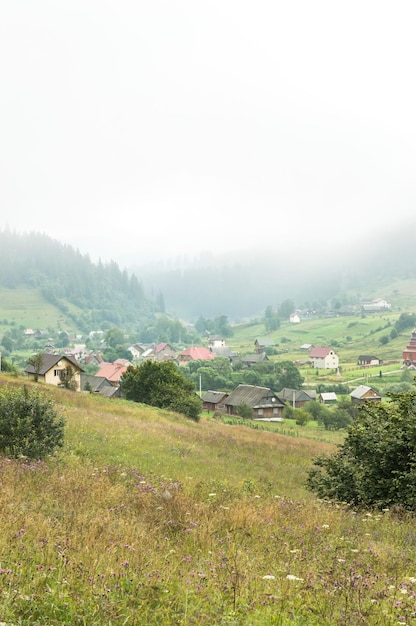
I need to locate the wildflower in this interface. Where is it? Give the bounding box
[208,493,216,497]
[322,524,330,529]
[262,575,275,580]
[286,574,304,582]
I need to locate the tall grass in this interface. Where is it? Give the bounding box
[1,380,416,624]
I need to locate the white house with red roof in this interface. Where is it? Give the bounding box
[309,347,339,369]
[177,346,216,364]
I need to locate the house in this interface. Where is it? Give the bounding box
[289,312,300,324]
[210,345,235,358]
[361,298,391,312]
[24,354,83,391]
[202,390,229,412]
[81,374,121,397]
[155,342,176,361]
[277,388,316,408]
[97,360,130,383]
[241,352,269,367]
[357,355,383,367]
[128,344,147,360]
[309,347,339,369]
[403,329,416,366]
[208,335,225,350]
[83,352,104,367]
[350,385,382,403]
[300,343,313,351]
[318,392,337,404]
[254,338,275,352]
[177,347,216,364]
[224,384,284,418]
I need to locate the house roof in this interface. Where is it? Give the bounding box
[202,390,229,404]
[97,361,129,382]
[350,385,381,400]
[358,355,380,361]
[179,347,215,361]
[242,353,269,363]
[255,337,275,346]
[155,342,174,353]
[319,392,337,401]
[278,388,313,403]
[225,384,282,408]
[81,374,113,392]
[309,347,333,358]
[25,353,82,376]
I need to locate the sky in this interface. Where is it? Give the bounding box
[1,1,416,267]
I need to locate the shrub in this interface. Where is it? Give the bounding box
[0,385,65,459]
[307,386,416,509]
[237,403,253,419]
[295,409,309,426]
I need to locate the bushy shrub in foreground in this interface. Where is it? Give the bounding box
[307,386,416,510]
[0,385,65,458]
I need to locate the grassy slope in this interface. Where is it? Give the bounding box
[0,286,82,334]
[2,375,416,624]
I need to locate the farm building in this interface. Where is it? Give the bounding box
[224,384,284,418]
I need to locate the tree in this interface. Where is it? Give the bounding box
[279,299,295,320]
[0,385,65,459]
[274,361,304,391]
[59,366,77,391]
[120,361,202,421]
[27,353,44,383]
[307,386,416,510]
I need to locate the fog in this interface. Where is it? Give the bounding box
[1,1,416,268]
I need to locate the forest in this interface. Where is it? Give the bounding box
[0,230,155,332]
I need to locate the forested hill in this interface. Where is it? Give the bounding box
[0,230,155,330]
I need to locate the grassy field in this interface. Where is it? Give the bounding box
[2,375,416,624]
[0,287,81,335]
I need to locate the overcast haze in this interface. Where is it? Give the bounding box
[1,1,416,267]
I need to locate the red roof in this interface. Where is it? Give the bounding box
[309,347,333,358]
[155,342,168,353]
[179,347,215,361]
[97,361,128,382]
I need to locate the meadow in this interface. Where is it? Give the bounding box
[1,376,416,625]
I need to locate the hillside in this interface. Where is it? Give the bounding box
[0,230,155,333]
[1,375,416,624]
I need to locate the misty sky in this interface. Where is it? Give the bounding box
[1,1,416,266]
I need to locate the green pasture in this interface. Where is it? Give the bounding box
[2,376,416,624]
[0,287,79,333]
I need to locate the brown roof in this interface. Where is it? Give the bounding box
[25,354,82,376]
[225,384,283,408]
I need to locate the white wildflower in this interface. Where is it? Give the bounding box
[262,575,275,580]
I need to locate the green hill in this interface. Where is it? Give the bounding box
[1,375,416,624]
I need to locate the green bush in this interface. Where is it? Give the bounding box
[307,386,416,509]
[120,360,202,421]
[0,385,65,459]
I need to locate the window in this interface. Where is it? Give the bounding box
[258,408,264,416]
[54,369,62,378]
